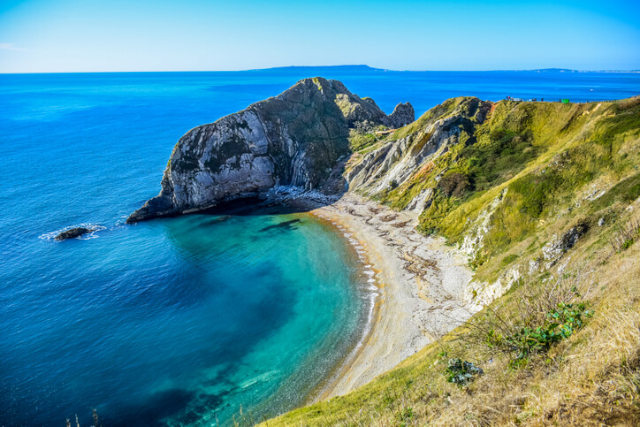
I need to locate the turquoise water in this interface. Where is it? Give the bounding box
[1,67,638,426]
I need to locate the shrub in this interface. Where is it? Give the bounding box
[487,302,593,366]
[444,358,483,385]
[609,214,640,253]
[469,273,594,367]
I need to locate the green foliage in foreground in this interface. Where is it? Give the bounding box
[487,302,593,367]
[444,358,483,385]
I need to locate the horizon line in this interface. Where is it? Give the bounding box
[1,65,639,75]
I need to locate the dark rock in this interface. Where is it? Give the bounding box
[542,221,589,266]
[382,102,415,129]
[561,222,589,250]
[55,227,94,241]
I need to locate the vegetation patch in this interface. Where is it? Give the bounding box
[486,301,593,367]
[438,171,471,198]
[444,357,483,385]
[348,123,389,153]
[500,253,520,266]
[415,99,640,267]
[591,173,640,210]
[609,214,640,253]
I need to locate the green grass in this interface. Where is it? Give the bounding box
[591,173,640,210]
[408,98,640,268]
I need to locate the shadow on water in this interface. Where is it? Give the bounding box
[198,196,324,217]
[106,388,197,427]
[259,219,301,232]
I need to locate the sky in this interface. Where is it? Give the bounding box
[0,0,639,73]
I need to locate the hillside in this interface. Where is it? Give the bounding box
[259,95,640,426]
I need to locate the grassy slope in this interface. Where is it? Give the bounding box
[260,97,640,426]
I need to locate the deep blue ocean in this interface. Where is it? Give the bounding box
[1,66,638,427]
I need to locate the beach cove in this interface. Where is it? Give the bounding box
[2,69,639,426]
[284,193,475,401]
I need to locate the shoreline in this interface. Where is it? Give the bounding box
[297,211,383,405]
[289,193,476,399]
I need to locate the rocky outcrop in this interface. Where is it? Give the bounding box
[55,227,94,241]
[346,98,492,196]
[382,102,415,129]
[128,78,414,222]
[542,221,590,267]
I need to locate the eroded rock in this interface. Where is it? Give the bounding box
[128,78,413,222]
[542,222,589,267]
[383,102,415,129]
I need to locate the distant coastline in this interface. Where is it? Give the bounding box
[3,64,639,75]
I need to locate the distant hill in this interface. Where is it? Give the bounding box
[245,65,638,73]
[247,64,385,72]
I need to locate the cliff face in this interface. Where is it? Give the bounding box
[128,78,414,222]
[346,97,492,197]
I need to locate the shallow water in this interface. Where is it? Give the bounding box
[1,67,638,426]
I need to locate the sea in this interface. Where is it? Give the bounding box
[1,66,638,427]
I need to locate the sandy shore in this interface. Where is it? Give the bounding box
[293,193,476,399]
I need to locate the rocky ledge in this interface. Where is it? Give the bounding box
[127,78,413,222]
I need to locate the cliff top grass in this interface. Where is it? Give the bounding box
[257,96,640,426]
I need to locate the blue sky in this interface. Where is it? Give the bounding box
[1,0,639,72]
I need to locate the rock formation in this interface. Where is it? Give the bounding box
[346,97,492,196]
[382,102,415,129]
[128,78,414,222]
[55,227,94,241]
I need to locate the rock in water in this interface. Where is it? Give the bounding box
[128,78,414,222]
[55,227,94,241]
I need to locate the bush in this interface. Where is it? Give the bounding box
[444,358,483,385]
[488,302,593,366]
[469,273,594,367]
[609,214,640,253]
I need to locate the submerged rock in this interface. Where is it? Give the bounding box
[55,227,94,241]
[128,78,413,222]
